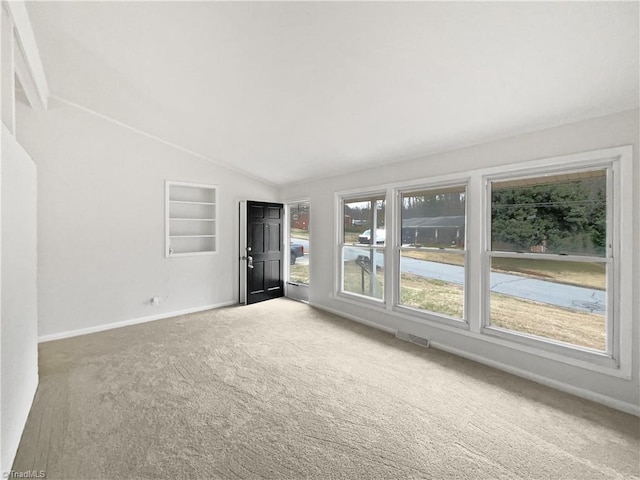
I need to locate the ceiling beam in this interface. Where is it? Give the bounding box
[3,0,48,110]
[1,4,15,131]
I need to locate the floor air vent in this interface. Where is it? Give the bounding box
[396,331,430,348]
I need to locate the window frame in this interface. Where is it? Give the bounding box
[338,191,388,304]
[332,146,632,378]
[482,160,621,368]
[285,199,311,287]
[394,182,470,327]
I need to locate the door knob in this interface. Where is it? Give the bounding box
[247,256,254,269]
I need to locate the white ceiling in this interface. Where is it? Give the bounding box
[25,1,639,186]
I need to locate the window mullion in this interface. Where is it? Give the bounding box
[467,172,485,334]
[384,186,396,309]
[490,251,610,264]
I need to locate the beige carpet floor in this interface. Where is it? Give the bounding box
[13,298,640,479]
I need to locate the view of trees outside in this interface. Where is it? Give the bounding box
[491,172,607,256]
[488,171,608,350]
[402,191,465,217]
[340,171,608,350]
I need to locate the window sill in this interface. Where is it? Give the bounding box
[336,291,385,308]
[481,326,617,369]
[393,304,468,330]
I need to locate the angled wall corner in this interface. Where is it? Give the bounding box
[0,1,46,472]
[0,126,39,475]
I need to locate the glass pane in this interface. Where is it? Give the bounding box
[401,186,465,248]
[489,257,606,351]
[491,170,607,256]
[342,246,384,300]
[343,196,386,245]
[288,202,310,285]
[400,251,465,319]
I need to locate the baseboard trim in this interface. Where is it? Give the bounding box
[2,372,38,475]
[38,301,238,343]
[313,304,397,335]
[430,341,640,417]
[314,303,640,417]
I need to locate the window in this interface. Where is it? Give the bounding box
[486,168,611,353]
[334,146,631,375]
[340,194,386,300]
[166,181,217,256]
[398,185,467,321]
[288,201,310,285]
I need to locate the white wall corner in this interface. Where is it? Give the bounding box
[3,0,48,110]
[1,125,39,477]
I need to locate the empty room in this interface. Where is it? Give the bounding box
[1,1,639,479]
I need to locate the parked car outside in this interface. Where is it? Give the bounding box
[290,242,304,264]
[358,228,386,245]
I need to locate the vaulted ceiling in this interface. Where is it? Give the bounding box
[26,1,639,185]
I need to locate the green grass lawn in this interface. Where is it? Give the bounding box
[343,260,384,298]
[290,228,309,241]
[289,264,309,284]
[342,262,605,351]
[319,239,606,350]
[400,274,464,319]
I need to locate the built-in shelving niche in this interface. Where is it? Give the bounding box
[165,181,217,257]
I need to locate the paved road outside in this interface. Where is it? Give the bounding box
[341,245,605,314]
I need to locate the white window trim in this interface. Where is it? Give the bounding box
[284,199,311,304]
[284,199,311,287]
[337,190,388,304]
[394,181,470,328]
[480,151,630,372]
[333,145,632,379]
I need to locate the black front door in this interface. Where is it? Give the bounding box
[245,201,284,305]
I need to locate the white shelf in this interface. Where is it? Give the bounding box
[166,181,217,257]
[169,251,217,257]
[170,235,216,238]
[169,200,215,206]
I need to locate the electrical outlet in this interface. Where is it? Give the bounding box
[151,296,160,306]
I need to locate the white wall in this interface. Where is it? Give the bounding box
[280,109,640,413]
[1,126,39,473]
[16,98,278,339]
